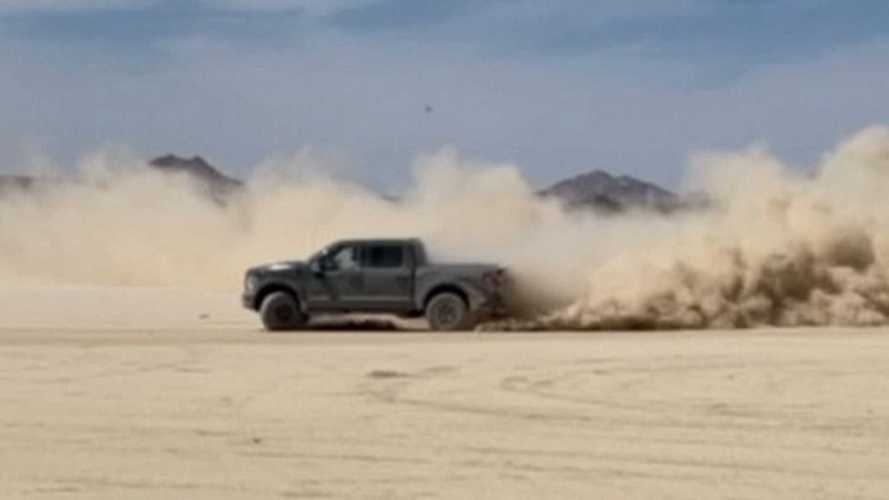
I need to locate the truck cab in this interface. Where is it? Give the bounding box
[304,239,421,313]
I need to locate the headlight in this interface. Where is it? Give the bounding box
[244,274,258,292]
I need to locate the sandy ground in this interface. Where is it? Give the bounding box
[2,286,889,499]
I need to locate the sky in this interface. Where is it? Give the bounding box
[1,0,888,190]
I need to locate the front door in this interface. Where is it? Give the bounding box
[306,243,365,310]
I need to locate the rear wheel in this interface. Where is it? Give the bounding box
[426,292,474,331]
[260,291,308,331]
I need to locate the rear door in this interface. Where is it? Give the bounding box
[361,243,414,311]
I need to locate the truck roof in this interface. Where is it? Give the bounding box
[327,238,427,265]
[333,238,423,246]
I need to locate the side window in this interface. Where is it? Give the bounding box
[365,245,404,268]
[328,245,359,271]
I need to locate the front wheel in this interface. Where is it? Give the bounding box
[426,292,475,331]
[260,291,308,331]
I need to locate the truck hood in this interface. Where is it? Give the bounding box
[249,260,306,274]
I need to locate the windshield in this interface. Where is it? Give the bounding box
[308,247,329,263]
[309,243,360,271]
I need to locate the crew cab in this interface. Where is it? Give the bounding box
[242,238,507,331]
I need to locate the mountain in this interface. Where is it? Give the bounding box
[0,175,36,193]
[148,155,243,199]
[0,155,243,201]
[3,156,697,214]
[538,169,683,213]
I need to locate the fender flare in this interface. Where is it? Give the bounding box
[419,282,472,310]
[254,282,302,311]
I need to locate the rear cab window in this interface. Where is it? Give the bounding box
[364,244,406,268]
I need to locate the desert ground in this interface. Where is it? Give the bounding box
[2,286,889,499]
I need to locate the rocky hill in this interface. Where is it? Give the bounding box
[1,155,241,200]
[539,169,684,213]
[0,175,36,193]
[148,155,243,199]
[2,156,698,214]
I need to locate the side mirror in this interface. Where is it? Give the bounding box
[309,260,323,275]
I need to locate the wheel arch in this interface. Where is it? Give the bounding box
[254,283,301,311]
[422,283,469,311]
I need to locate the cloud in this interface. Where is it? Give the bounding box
[7,0,888,74]
[0,0,151,12]
[0,0,371,15]
[322,0,889,72]
[207,0,372,15]
[327,0,488,32]
[2,0,889,191]
[513,1,889,66]
[0,0,307,49]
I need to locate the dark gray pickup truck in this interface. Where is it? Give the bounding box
[242,238,508,331]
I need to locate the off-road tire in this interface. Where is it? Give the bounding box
[260,291,308,331]
[426,292,474,331]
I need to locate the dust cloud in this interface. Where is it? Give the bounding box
[2,126,889,329]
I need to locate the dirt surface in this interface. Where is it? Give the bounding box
[2,286,889,499]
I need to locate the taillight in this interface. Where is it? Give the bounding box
[483,269,506,289]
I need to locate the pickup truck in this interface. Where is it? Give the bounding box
[242,238,508,331]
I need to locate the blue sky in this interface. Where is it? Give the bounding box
[1,0,888,189]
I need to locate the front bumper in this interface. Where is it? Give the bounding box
[242,291,257,311]
[242,272,261,310]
